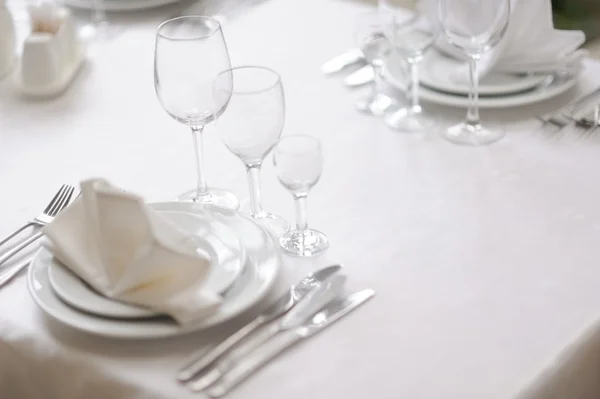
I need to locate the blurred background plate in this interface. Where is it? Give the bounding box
[62,0,186,11]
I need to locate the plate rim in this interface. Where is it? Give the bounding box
[418,50,550,96]
[385,60,580,108]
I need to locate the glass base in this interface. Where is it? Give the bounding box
[253,212,290,237]
[279,229,329,257]
[441,122,505,146]
[80,21,124,44]
[384,107,435,132]
[356,93,395,116]
[175,188,240,210]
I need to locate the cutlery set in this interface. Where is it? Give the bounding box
[536,87,600,134]
[178,265,375,396]
[0,184,75,288]
[322,48,375,88]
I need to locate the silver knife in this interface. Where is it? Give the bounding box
[321,49,364,74]
[344,65,375,87]
[188,274,347,391]
[0,258,31,289]
[177,264,343,382]
[205,289,376,397]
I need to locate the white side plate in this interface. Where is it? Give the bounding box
[418,50,549,96]
[48,209,246,319]
[385,53,580,109]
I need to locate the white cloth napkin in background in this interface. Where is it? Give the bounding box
[423,0,587,81]
[43,178,221,325]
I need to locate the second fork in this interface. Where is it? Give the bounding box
[0,184,74,266]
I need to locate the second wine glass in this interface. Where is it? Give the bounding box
[354,11,395,116]
[213,66,289,235]
[382,0,438,132]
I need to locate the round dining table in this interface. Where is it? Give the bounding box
[2,0,600,398]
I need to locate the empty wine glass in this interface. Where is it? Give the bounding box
[354,11,395,116]
[273,135,328,257]
[213,66,289,235]
[154,16,239,208]
[438,0,511,145]
[382,0,438,132]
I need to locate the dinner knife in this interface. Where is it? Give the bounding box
[177,264,343,382]
[205,289,376,397]
[321,48,364,74]
[344,65,374,87]
[188,274,347,391]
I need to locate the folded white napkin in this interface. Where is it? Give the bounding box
[43,178,221,325]
[424,0,587,82]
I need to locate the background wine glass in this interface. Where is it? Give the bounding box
[154,16,239,208]
[382,0,438,132]
[438,0,511,145]
[77,0,111,42]
[354,11,395,116]
[273,135,328,257]
[213,66,289,235]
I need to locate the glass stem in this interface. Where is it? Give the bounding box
[467,55,480,127]
[372,63,383,97]
[293,193,308,232]
[246,164,265,218]
[409,60,421,114]
[191,126,208,199]
[92,0,107,26]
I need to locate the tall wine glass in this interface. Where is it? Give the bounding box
[438,0,510,146]
[354,11,395,116]
[213,66,289,235]
[273,135,328,257]
[154,16,239,208]
[382,0,438,132]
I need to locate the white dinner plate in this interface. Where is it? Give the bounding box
[418,50,549,96]
[28,203,281,339]
[385,54,579,109]
[47,209,246,319]
[63,0,184,11]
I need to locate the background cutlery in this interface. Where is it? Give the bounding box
[536,86,600,129]
[321,49,364,74]
[0,185,74,266]
[188,274,347,392]
[177,264,343,382]
[205,289,376,398]
[344,64,374,87]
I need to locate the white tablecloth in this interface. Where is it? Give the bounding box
[2,0,600,398]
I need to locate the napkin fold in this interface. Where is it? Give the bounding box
[424,0,587,82]
[43,178,221,325]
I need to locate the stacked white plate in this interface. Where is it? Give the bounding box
[384,50,580,109]
[27,202,281,339]
[63,0,185,11]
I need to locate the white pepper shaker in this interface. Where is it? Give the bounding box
[0,0,16,79]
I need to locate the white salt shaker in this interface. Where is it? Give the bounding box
[0,0,17,79]
[18,4,84,97]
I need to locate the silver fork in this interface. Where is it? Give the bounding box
[0,184,75,266]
